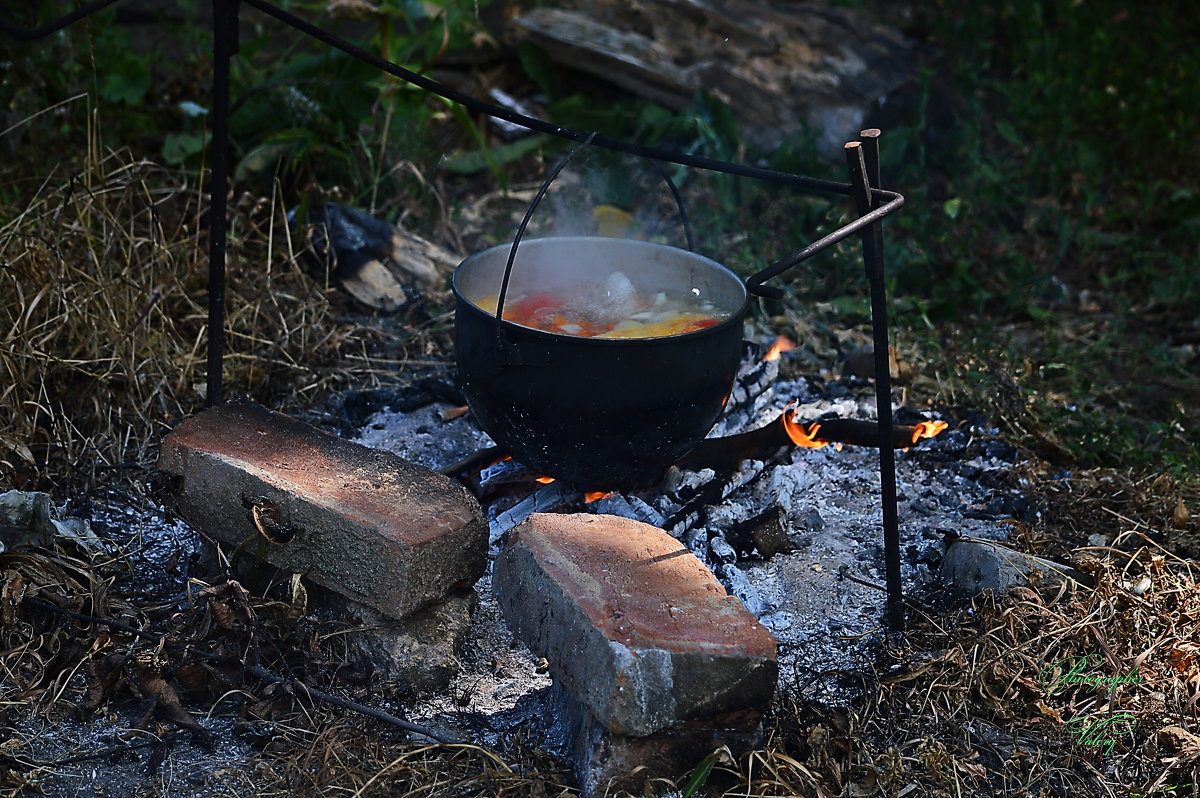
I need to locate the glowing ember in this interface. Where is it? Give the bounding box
[763,335,797,362]
[584,490,616,503]
[534,475,555,484]
[911,420,949,443]
[781,407,829,449]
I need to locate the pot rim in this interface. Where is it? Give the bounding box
[451,236,751,345]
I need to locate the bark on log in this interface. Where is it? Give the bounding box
[509,0,927,156]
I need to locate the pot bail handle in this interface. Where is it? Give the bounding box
[494,131,598,346]
[492,133,696,356]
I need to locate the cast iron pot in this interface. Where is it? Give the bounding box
[453,236,749,489]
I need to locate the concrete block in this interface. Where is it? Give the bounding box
[494,513,777,737]
[157,401,487,620]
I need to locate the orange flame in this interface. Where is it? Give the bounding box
[911,420,949,443]
[781,408,829,449]
[534,475,555,484]
[763,335,797,362]
[584,490,616,503]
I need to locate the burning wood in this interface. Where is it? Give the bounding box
[783,414,949,450]
[763,335,796,362]
[676,408,948,471]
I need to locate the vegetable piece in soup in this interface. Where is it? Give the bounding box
[471,272,729,338]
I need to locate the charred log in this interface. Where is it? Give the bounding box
[675,413,947,471]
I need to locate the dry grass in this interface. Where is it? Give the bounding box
[610,542,1190,798]
[4,530,1197,796]
[0,105,391,493]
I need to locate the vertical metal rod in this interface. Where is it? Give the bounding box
[206,0,238,406]
[845,139,904,631]
[859,128,882,207]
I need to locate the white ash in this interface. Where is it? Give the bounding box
[10,702,257,797]
[353,373,1025,707]
[406,568,554,749]
[353,401,494,471]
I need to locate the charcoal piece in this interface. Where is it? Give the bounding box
[744,506,793,558]
[303,204,395,273]
[718,563,771,616]
[684,528,711,566]
[709,534,738,564]
[981,441,1018,461]
[803,509,825,532]
[341,378,467,429]
[593,494,666,527]
[723,505,792,559]
[928,429,970,454]
[479,458,539,488]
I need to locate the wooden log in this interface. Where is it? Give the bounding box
[675,413,946,471]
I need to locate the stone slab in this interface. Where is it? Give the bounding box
[941,537,1090,596]
[157,400,487,620]
[494,513,777,737]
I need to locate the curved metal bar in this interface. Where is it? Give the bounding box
[0,0,124,40]
[746,192,905,298]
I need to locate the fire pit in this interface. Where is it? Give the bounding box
[351,340,1025,703]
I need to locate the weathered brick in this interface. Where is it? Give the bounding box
[157,401,487,620]
[552,684,763,797]
[494,513,777,737]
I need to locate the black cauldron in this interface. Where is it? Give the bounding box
[453,236,749,489]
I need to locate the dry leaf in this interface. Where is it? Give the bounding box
[1,570,27,628]
[1173,496,1191,528]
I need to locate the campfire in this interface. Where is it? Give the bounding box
[354,334,980,648]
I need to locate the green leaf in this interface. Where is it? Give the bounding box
[440,136,547,175]
[100,54,151,106]
[995,119,1022,147]
[680,752,717,797]
[942,197,963,220]
[516,42,560,100]
[161,132,208,165]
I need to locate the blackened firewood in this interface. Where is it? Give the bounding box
[674,420,790,472]
[805,417,942,449]
[675,413,947,471]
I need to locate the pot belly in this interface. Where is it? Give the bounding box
[456,313,741,488]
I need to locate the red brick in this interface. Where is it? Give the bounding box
[157,401,487,620]
[494,513,777,736]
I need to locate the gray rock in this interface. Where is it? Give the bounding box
[549,682,762,797]
[333,589,478,693]
[510,0,927,157]
[0,490,101,553]
[941,537,1089,595]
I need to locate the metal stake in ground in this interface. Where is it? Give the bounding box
[206,0,241,407]
[845,137,904,631]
